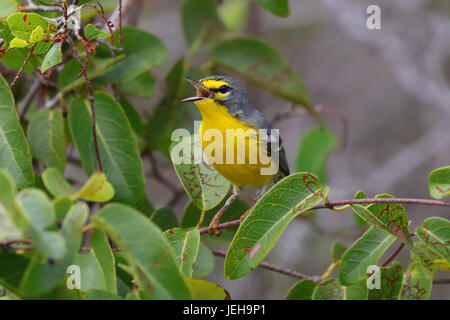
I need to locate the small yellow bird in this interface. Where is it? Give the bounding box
[182,75,289,234]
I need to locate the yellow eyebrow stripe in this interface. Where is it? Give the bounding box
[201,79,230,89]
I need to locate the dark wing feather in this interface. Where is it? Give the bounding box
[239,109,290,179]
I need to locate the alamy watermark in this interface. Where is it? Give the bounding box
[66,265,81,290]
[367,5,381,30]
[367,265,381,290]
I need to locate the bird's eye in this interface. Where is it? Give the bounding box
[218,85,230,94]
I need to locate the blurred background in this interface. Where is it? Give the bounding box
[67,0,450,299]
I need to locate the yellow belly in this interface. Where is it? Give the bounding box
[195,99,275,188]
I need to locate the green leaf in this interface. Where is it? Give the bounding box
[57,59,82,87]
[0,75,34,189]
[344,281,368,300]
[118,95,145,135]
[252,0,290,17]
[296,126,337,183]
[1,47,41,72]
[163,228,200,278]
[10,37,28,48]
[399,261,435,300]
[40,42,62,73]
[351,194,412,246]
[90,230,117,294]
[0,202,21,242]
[411,240,449,271]
[150,206,179,232]
[285,279,317,300]
[121,71,155,99]
[225,173,329,280]
[339,227,396,286]
[181,0,217,46]
[186,279,230,300]
[16,189,66,260]
[93,26,167,84]
[312,278,344,300]
[74,230,117,294]
[0,170,22,241]
[76,172,115,202]
[53,196,74,222]
[192,242,215,279]
[74,252,107,292]
[27,109,66,173]
[85,289,123,300]
[331,242,347,263]
[92,203,192,299]
[29,26,45,44]
[68,93,146,207]
[218,0,249,32]
[353,190,368,227]
[0,0,18,19]
[368,262,403,300]
[0,251,28,294]
[42,168,76,198]
[19,202,89,296]
[84,24,111,40]
[7,13,53,39]
[171,134,230,211]
[415,217,450,262]
[213,38,312,111]
[428,166,450,199]
[7,12,54,55]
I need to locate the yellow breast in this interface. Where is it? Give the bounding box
[195,99,274,188]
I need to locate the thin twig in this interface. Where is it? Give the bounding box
[68,32,103,172]
[9,43,37,89]
[20,1,63,12]
[109,0,133,30]
[318,198,450,209]
[199,197,450,234]
[19,78,41,121]
[0,238,32,250]
[212,249,321,282]
[199,220,240,235]
[81,4,115,44]
[433,279,450,284]
[119,0,122,45]
[381,241,405,267]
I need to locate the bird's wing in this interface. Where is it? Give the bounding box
[240,110,290,178]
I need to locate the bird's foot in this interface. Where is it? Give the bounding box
[240,205,254,223]
[207,219,222,236]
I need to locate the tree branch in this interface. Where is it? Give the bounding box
[19,78,41,121]
[433,279,450,285]
[0,238,32,250]
[20,0,63,12]
[198,197,450,234]
[68,32,103,172]
[9,43,37,89]
[381,241,405,267]
[212,249,321,282]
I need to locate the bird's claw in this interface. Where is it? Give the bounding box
[207,221,222,236]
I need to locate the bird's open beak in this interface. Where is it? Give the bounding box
[181,77,212,102]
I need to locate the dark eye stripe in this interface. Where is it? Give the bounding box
[216,85,230,93]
